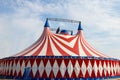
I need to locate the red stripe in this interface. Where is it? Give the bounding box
[46,37,54,56]
[81,36,107,57]
[53,36,79,55]
[31,37,46,56]
[81,31,108,57]
[72,36,79,55]
[21,29,52,56]
[15,31,45,56]
[55,34,76,42]
[51,37,70,56]
[82,37,103,57]
[19,37,48,55]
[80,37,93,56]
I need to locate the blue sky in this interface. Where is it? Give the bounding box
[0,0,120,58]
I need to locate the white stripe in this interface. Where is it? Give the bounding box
[53,35,78,48]
[82,37,106,57]
[15,33,44,56]
[81,40,99,57]
[69,36,78,48]
[49,36,62,56]
[52,37,78,56]
[56,34,73,38]
[38,37,48,56]
[78,37,87,56]
[81,34,107,57]
[21,61,25,76]
[25,37,46,56]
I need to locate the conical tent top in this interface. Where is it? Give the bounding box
[44,19,50,27]
[78,22,83,30]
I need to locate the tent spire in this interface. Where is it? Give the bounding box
[78,22,83,30]
[44,18,50,27]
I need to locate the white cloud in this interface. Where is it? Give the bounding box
[0,0,120,58]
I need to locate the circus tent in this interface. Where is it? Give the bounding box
[0,18,120,79]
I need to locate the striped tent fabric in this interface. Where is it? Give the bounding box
[14,20,108,57]
[0,19,120,79]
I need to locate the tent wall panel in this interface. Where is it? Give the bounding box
[0,57,119,79]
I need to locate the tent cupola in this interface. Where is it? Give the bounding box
[60,29,69,35]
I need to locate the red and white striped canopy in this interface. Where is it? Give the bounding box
[1,19,120,80]
[14,20,109,58]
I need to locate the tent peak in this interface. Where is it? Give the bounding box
[44,18,50,27]
[78,22,83,30]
